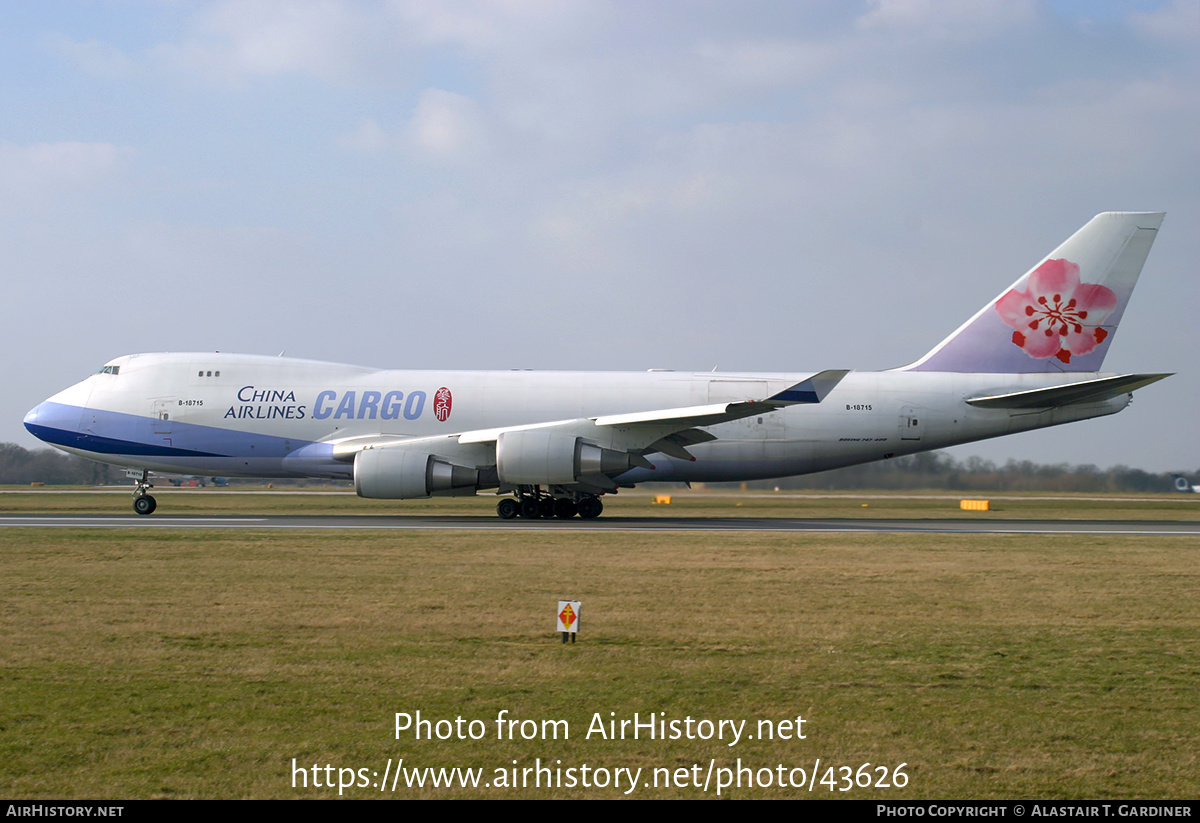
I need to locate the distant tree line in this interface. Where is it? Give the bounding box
[743,451,1194,494]
[1,443,117,485]
[2,442,1195,494]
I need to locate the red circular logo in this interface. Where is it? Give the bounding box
[434,387,452,422]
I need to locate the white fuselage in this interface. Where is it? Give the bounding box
[25,352,1128,485]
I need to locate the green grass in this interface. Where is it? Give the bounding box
[2,502,1198,798]
[1,485,1198,520]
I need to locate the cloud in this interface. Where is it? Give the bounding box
[857,0,1037,40]
[1129,0,1200,43]
[46,36,137,79]
[151,0,412,85]
[0,142,133,199]
[407,89,489,158]
[338,118,395,154]
[692,38,832,89]
[394,0,598,53]
[338,89,491,160]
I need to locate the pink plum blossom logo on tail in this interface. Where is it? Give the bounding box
[995,258,1117,364]
[434,387,453,422]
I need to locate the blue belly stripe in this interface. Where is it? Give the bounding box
[24,423,224,457]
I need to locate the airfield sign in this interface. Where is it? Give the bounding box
[557,600,581,643]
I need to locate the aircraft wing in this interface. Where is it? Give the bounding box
[457,369,849,451]
[330,432,466,462]
[965,373,1171,409]
[332,370,850,467]
[592,369,850,428]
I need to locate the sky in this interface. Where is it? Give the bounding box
[3,0,1198,473]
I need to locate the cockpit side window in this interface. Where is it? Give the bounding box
[96,365,120,375]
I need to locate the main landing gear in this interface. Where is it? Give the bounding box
[132,470,157,516]
[495,489,603,520]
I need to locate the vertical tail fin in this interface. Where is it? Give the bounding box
[905,212,1164,373]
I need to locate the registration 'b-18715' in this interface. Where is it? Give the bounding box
[25,212,1170,519]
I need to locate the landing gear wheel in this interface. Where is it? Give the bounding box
[496,498,520,520]
[576,497,603,519]
[130,469,156,514]
[554,498,578,519]
[520,499,543,519]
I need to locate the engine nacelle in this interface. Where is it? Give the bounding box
[496,430,635,485]
[353,447,478,499]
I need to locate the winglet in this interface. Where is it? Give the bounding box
[767,370,850,404]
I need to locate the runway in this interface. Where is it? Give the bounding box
[3,513,1198,534]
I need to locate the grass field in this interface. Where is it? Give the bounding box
[2,490,1197,798]
[3,484,1199,520]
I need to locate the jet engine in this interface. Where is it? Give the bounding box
[496,430,639,485]
[353,447,479,499]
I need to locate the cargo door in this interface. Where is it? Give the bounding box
[898,405,923,441]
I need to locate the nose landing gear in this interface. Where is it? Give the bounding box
[131,470,157,515]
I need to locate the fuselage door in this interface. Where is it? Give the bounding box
[899,405,922,441]
[152,400,174,434]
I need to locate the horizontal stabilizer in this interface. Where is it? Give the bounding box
[965,373,1171,409]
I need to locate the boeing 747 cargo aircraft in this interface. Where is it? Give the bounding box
[25,212,1170,518]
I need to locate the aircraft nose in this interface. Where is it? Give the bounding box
[24,400,77,446]
[23,402,42,433]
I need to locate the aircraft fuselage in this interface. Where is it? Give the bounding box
[25,352,1128,483]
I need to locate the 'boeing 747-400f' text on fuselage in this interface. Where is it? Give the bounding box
[25,212,1171,519]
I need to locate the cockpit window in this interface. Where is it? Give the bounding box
[96,365,120,375]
